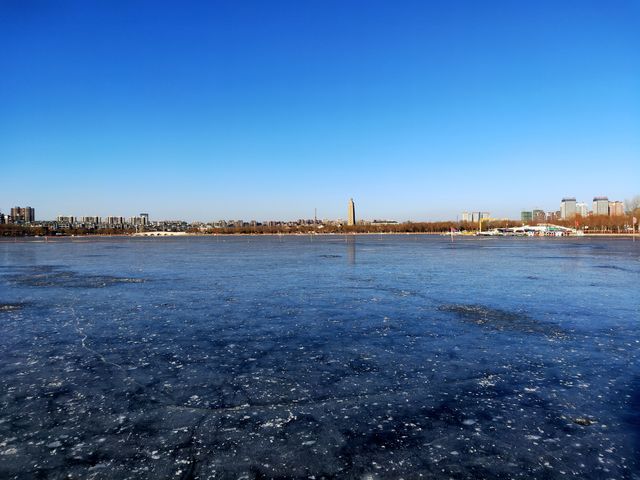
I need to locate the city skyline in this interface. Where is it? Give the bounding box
[1,1,639,221]
[3,191,637,225]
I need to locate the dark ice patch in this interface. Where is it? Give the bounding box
[438,303,565,337]
[0,264,62,273]
[10,270,146,288]
[573,417,597,426]
[594,265,632,272]
[348,357,379,374]
[0,303,25,312]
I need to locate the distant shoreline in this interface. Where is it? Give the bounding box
[1,232,638,241]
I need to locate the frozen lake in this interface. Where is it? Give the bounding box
[0,235,639,479]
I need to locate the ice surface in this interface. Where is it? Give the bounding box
[0,236,638,479]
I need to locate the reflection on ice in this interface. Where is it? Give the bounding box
[347,235,357,265]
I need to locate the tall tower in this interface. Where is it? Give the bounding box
[347,198,356,226]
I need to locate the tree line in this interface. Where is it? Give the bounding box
[2,213,638,237]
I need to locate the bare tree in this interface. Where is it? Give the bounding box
[625,195,640,214]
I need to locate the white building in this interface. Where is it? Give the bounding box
[576,202,589,217]
[560,197,577,219]
[609,201,624,216]
[592,196,609,216]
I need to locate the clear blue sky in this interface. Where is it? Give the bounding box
[1,0,638,221]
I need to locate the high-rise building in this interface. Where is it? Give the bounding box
[609,201,624,217]
[521,211,533,223]
[560,198,576,219]
[139,213,149,225]
[533,209,545,222]
[461,211,490,222]
[347,198,356,226]
[575,202,589,217]
[106,216,124,225]
[10,206,35,223]
[593,196,609,216]
[470,211,490,223]
[25,207,35,223]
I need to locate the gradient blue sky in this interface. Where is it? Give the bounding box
[1,1,639,221]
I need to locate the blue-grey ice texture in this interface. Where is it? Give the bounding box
[0,235,639,479]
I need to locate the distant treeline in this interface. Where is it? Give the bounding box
[188,221,520,235]
[546,214,638,233]
[1,214,637,237]
[191,215,637,234]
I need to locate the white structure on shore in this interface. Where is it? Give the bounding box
[478,224,580,237]
[133,231,188,237]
